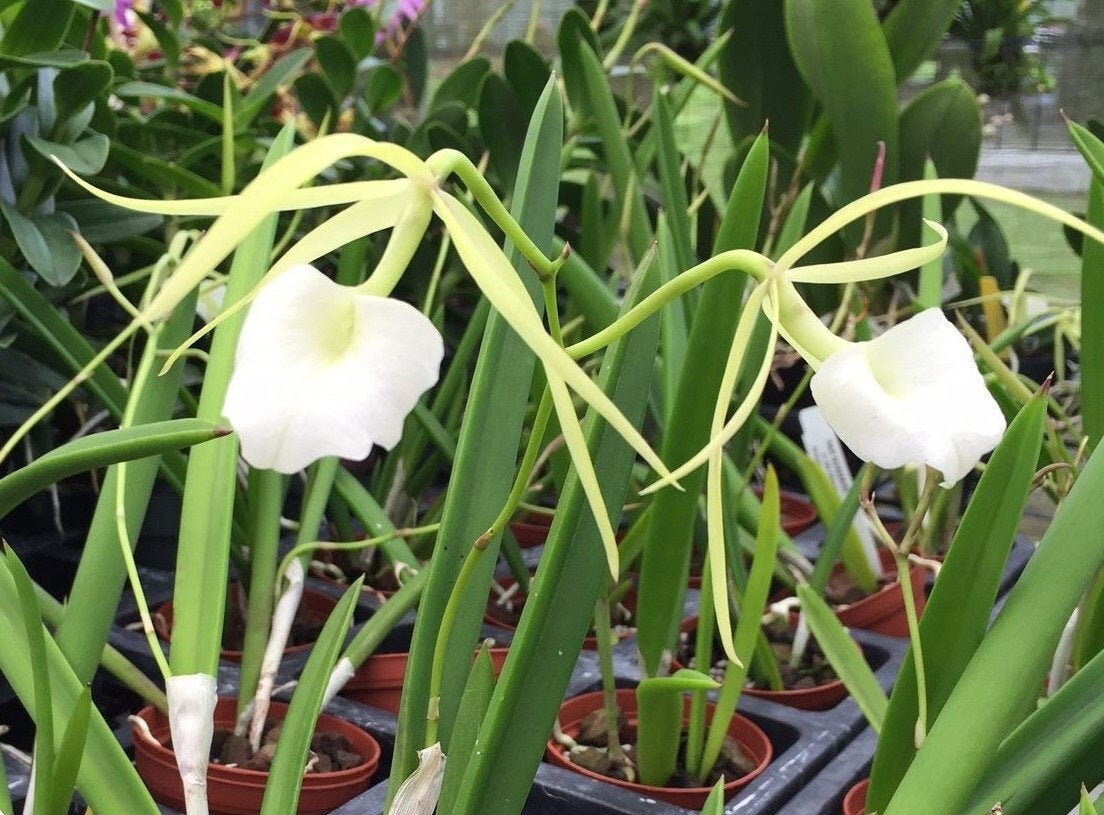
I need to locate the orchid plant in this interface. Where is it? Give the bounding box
[4,4,1104,815]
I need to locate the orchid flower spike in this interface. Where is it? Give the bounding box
[221,264,444,474]
[808,308,1006,487]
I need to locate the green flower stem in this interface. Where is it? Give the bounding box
[237,469,287,716]
[864,470,940,748]
[426,149,559,281]
[274,525,441,593]
[593,589,633,776]
[425,389,555,746]
[603,0,645,68]
[564,250,773,360]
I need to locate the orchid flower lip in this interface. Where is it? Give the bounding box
[221,264,444,474]
[809,308,1007,487]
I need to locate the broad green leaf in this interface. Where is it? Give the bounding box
[430,58,490,112]
[785,0,898,219]
[363,63,403,114]
[108,140,238,199]
[718,0,810,156]
[0,419,225,520]
[293,71,338,129]
[885,443,1104,814]
[881,0,961,83]
[555,8,601,117]
[260,580,362,814]
[503,40,550,121]
[1070,119,1104,190]
[59,199,162,243]
[478,73,525,194]
[26,133,109,174]
[0,49,87,70]
[0,202,81,286]
[898,78,981,244]
[316,35,356,100]
[1,0,75,56]
[53,61,113,126]
[339,7,376,60]
[799,583,888,733]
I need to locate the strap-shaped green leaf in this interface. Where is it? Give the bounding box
[868,394,1047,810]
[799,583,888,733]
[881,0,961,83]
[47,686,91,815]
[637,670,719,787]
[0,419,224,520]
[885,441,1104,813]
[438,645,497,813]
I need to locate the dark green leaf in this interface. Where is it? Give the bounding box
[478,73,524,194]
[339,6,376,60]
[898,78,981,242]
[53,61,113,126]
[0,203,81,286]
[113,81,224,122]
[503,40,551,121]
[1,0,75,56]
[785,0,898,218]
[363,62,403,114]
[719,0,811,156]
[430,57,490,112]
[881,0,961,83]
[556,8,601,116]
[108,141,222,198]
[316,35,357,100]
[59,199,162,243]
[0,49,88,70]
[136,10,180,71]
[293,72,337,129]
[1082,181,1104,454]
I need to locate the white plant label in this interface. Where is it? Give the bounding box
[797,405,883,577]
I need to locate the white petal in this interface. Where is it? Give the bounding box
[810,308,1006,486]
[222,264,443,474]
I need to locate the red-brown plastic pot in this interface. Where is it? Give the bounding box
[676,617,855,711]
[753,489,819,537]
[546,688,772,809]
[484,578,636,650]
[508,512,554,548]
[155,586,338,662]
[833,549,926,638]
[843,778,869,815]
[341,647,510,713]
[133,698,379,815]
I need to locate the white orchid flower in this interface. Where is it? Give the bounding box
[221,264,444,474]
[809,308,1006,487]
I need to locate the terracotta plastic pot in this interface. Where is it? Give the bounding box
[753,489,819,536]
[833,549,926,638]
[676,617,856,711]
[546,688,772,809]
[484,578,636,651]
[155,586,338,662]
[341,647,510,713]
[133,698,379,815]
[843,778,869,815]
[508,512,554,548]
